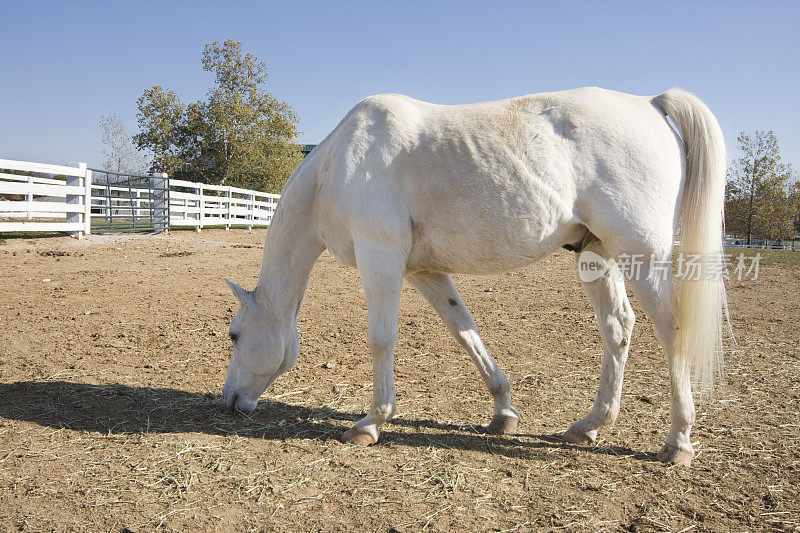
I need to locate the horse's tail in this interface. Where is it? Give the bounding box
[653,88,728,395]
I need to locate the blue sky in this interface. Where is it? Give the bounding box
[1,0,798,170]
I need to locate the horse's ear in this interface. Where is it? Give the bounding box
[225,279,254,309]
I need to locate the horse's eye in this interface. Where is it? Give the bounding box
[229,332,239,343]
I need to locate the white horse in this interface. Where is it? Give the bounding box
[223,87,727,466]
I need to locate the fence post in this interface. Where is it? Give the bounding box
[198,184,204,232]
[84,167,92,235]
[66,162,87,239]
[163,172,170,234]
[225,187,231,230]
[26,176,34,219]
[248,193,254,230]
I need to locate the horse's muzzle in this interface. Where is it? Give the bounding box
[223,391,239,412]
[222,389,257,414]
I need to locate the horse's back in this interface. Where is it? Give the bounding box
[313,88,684,273]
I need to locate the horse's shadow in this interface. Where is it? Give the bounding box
[0,381,656,462]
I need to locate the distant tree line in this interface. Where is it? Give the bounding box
[725,130,799,244]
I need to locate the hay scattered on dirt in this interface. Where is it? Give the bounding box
[0,230,797,530]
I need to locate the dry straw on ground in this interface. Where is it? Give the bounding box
[0,230,797,531]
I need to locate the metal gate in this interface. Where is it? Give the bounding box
[89,169,169,233]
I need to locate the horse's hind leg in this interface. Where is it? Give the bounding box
[580,238,695,465]
[564,241,635,445]
[624,261,695,466]
[406,271,520,434]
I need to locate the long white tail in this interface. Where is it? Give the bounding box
[653,88,728,394]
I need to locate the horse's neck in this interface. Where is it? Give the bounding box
[254,177,323,320]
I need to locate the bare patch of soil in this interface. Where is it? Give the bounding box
[0,230,797,531]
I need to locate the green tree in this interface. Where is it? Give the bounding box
[134,40,301,193]
[132,86,186,176]
[789,178,800,239]
[725,130,796,244]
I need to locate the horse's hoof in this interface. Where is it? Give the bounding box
[657,444,693,466]
[486,414,519,435]
[340,426,377,446]
[563,424,597,445]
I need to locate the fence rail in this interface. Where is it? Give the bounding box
[0,158,280,237]
[169,179,279,230]
[0,158,92,237]
[725,240,800,251]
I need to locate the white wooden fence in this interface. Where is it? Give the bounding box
[0,158,280,237]
[0,159,92,237]
[169,179,280,231]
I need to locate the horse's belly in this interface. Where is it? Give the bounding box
[405,227,554,275]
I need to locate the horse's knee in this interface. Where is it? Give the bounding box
[368,334,397,356]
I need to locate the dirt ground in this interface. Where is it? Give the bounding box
[0,229,797,531]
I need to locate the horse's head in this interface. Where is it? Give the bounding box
[221,279,299,413]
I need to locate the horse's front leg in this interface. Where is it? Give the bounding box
[340,240,405,446]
